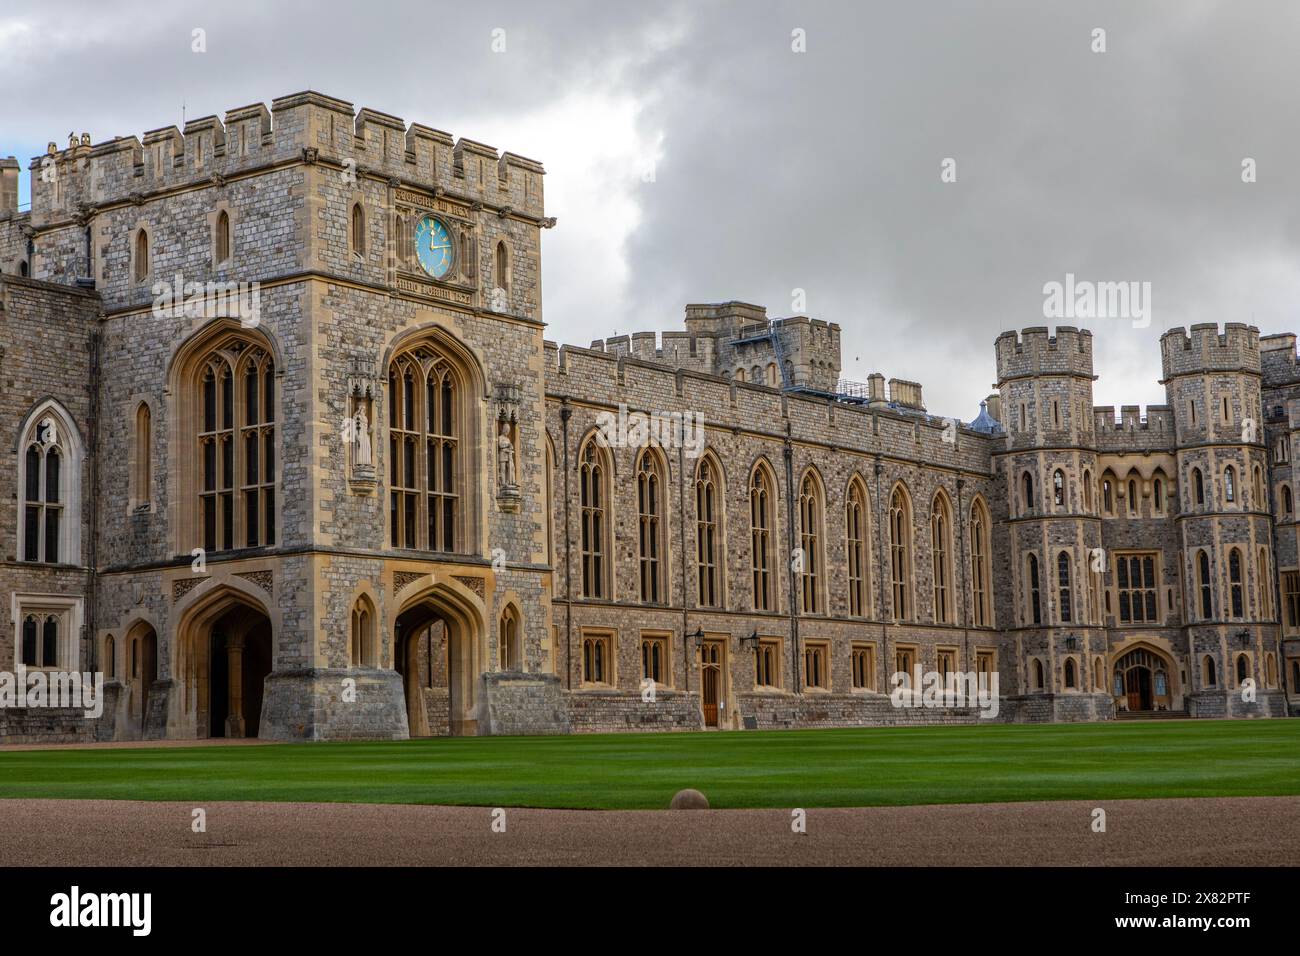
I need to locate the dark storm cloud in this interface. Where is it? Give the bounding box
[4,0,1299,418]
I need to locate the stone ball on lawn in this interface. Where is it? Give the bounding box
[670,788,709,810]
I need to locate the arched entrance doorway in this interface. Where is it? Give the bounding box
[1112,646,1174,713]
[176,588,274,739]
[393,586,481,736]
[125,622,157,736]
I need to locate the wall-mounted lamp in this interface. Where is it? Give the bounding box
[740,630,760,652]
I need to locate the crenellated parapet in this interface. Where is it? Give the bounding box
[1159,323,1260,381]
[1092,404,1177,452]
[994,326,1094,382]
[25,90,547,228]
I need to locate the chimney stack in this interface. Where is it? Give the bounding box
[0,157,19,214]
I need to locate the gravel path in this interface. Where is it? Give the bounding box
[1,796,1294,866]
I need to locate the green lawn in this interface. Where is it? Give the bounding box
[0,720,1296,810]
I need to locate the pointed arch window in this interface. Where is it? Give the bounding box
[750,466,775,611]
[1198,550,1213,619]
[637,451,665,603]
[1057,551,1073,623]
[388,348,462,553]
[695,457,721,607]
[1053,470,1065,508]
[1021,472,1034,513]
[215,209,231,264]
[798,474,823,614]
[1127,478,1138,515]
[499,606,520,670]
[1027,553,1042,625]
[579,441,610,599]
[846,480,869,617]
[1064,657,1077,689]
[1193,468,1205,506]
[350,596,375,667]
[888,486,913,620]
[970,500,992,627]
[198,346,276,551]
[1102,476,1114,514]
[1229,548,1244,618]
[351,203,366,258]
[931,494,953,624]
[494,241,509,291]
[133,228,149,283]
[21,420,66,564]
[1284,485,1293,515]
[1152,476,1164,513]
[1258,547,1272,619]
[1224,466,1236,503]
[1082,470,1093,511]
[1252,466,1264,506]
[133,402,152,509]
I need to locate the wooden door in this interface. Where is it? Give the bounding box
[701,640,723,727]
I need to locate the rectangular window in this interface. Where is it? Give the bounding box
[581,631,614,686]
[937,648,957,679]
[1116,552,1160,624]
[1284,571,1300,633]
[803,642,829,690]
[755,638,781,689]
[640,633,670,687]
[850,643,876,690]
[975,650,995,677]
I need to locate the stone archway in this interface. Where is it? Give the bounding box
[124,621,158,737]
[174,585,275,739]
[393,583,483,736]
[1111,643,1177,713]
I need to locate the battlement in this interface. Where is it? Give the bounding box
[1260,333,1300,387]
[1159,323,1260,380]
[25,90,547,225]
[994,326,1094,382]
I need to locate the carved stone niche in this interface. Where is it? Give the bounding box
[494,383,522,512]
[347,360,380,493]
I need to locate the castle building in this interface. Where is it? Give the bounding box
[0,92,1294,742]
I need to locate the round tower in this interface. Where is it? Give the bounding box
[1160,323,1282,716]
[994,327,1110,719]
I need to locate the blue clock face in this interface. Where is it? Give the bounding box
[414,216,454,279]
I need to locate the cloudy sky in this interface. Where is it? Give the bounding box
[3,0,1299,419]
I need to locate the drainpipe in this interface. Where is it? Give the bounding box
[560,403,573,690]
[87,323,101,675]
[874,457,888,690]
[957,477,968,667]
[679,442,690,697]
[784,438,800,693]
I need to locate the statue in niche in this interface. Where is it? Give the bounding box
[353,403,372,467]
[497,419,516,490]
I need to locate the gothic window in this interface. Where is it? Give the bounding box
[1116,553,1158,624]
[1127,478,1138,515]
[388,348,464,553]
[970,499,992,627]
[1229,548,1244,618]
[132,402,152,510]
[105,635,116,679]
[350,596,375,667]
[1102,477,1114,514]
[1064,658,1077,689]
[641,633,669,686]
[638,451,665,603]
[133,228,149,282]
[798,472,824,614]
[582,632,613,685]
[1252,466,1264,507]
[1152,476,1163,513]
[1284,484,1294,515]
[1053,469,1065,508]
[499,606,520,671]
[1236,653,1249,684]
[1021,471,1034,513]
[1057,551,1072,623]
[494,240,509,291]
[1224,466,1236,503]
[931,493,953,624]
[579,440,610,599]
[1082,470,1093,511]
[846,478,869,617]
[1034,657,1045,690]
[750,464,776,611]
[215,209,230,265]
[1258,547,1272,619]
[1027,553,1042,625]
[1198,550,1213,619]
[1193,468,1205,506]
[888,485,913,620]
[351,203,365,258]
[695,456,722,607]
[20,418,67,564]
[197,345,276,551]
[1203,655,1217,687]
